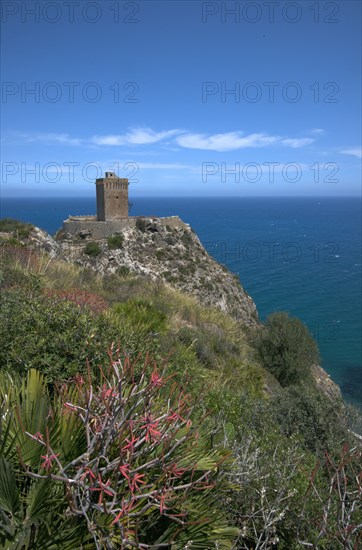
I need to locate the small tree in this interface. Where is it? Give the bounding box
[107,233,124,250]
[255,312,319,386]
[136,217,146,232]
[85,241,101,257]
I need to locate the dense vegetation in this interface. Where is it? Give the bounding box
[0,218,34,238]
[0,235,361,549]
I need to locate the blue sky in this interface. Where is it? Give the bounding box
[1,0,361,197]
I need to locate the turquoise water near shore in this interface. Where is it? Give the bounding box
[2,196,361,407]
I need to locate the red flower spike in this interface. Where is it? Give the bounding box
[101,384,118,400]
[140,415,161,442]
[166,462,186,478]
[129,473,146,493]
[112,497,135,524]
[151,369,163,387]
[33,431,44,441]
[166,410,185,423]
[89,474,114,504]
[119,464,131,480]
[40,453,59,471]
[121,431,139,454]
[74,374,84,386]
[157,492,170,514]
[80,467,96,482]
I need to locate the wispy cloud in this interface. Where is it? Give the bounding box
[310,128,325,135]
[281,137,315,148]
[91,128,183,146]
[175,132,280,152]
[14,127,318,152]
[17,132,83,146]
[176,131,315,152]
[340,148,362,159]
[137,162,195,170]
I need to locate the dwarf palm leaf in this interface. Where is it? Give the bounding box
[0,370,90,549]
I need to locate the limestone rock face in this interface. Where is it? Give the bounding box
[43,218,259,326]
[30,227,60,258]
[310,364,342,401]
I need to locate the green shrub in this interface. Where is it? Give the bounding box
[84,241,101,257]
[0,289,145,381]
[107,232,124,250]
[0,263,42,290]
[136,217,146,232]
[254,312,319,386]
[165,235,175,245]
[270,383,348,453]
[181,231,193,248]
[0,236,23,246]
[115,265,131,277]
[112,298,168,336]
[155,248,166,260]
[0,218,34,238]
[178,264,195,276]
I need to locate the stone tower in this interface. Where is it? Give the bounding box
[96,172,129,221]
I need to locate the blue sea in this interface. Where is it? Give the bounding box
[2,196,361,407]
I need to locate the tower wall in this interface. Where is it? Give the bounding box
[96,183,105,220]
[96,173,129,220]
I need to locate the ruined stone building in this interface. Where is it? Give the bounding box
[61,172,183,239]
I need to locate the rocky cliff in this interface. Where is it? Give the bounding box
[33,218,259,326]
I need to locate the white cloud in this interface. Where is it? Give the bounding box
[176,132,280,152]
[137,162,195,170]
[91,135,125,146]
[14,127,318,152]
[176,131,315,152]
[19,132,82,146]
[91,128,183,146]
[340,148,362,159]
[310,128,325,135]
[281,138,315,148]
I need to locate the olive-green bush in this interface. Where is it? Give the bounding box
[254,312,319,386]
[84,241,101,257]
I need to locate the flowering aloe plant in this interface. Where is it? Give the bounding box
[0,353,238,549]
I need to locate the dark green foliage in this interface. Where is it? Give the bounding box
[270,384,347,453]
[136,217,146,232]
[178,263,196,276]
[107,233,124,250]
[112,298,168,336]
[84,241,101,257]
[165,234,175,245]
[181,230,193,248]
[0,290,148,381]
[155,248,166,260]
[115,265,130,277]
[0,218,34,238]
[254,312,319,386]
[0,264,43,290]
[0,290,99,380]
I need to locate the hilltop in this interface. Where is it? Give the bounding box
[42,216,258,326]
